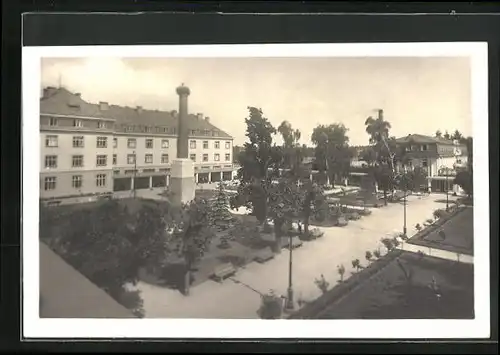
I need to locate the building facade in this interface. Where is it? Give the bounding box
[40,87,235,203]
[394,134,468,192]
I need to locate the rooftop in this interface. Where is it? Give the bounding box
[395,133,456,145]
[40,87,232,138]
[39,242,136,318]
[290,250,474,319]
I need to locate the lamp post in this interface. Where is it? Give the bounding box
[403,170,407,236]
[285,232,295,311]
[440,165,449,211]
[132,150,137,199]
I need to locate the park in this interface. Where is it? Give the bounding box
[39,105,474,319]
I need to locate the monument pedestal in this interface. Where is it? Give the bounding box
[170,159,195,206]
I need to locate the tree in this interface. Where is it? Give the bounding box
[443,130,451,140]
[365,251,373,263]
[351,258,362,272]
[211,182,234,231]
[40,200,172,316]
[314,274,330,294]
[311,123,352,187]
[299,180,328,235]
[364,109,396,205]
[435,130,442,138]
[337,264,346,282]
[278,120,307,181]
[170,198,215,295]
[373,249,381,259]
[454,170,473,197]
[452,129,463,141]
[231,107,283,225]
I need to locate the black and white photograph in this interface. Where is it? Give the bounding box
[22,43,490,339]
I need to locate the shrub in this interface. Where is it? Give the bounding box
[415,223,422,231]
[337,264,346,282]
[426,218,434,225]
[365,251,373,262]
[258,291,283,319]
[314,274,330,294]
[373,249,381,259]
[350,212,361,220]
[433,208,447,220]
[263,223,273,234]
[359,208,372,216]
[381,237,395,252]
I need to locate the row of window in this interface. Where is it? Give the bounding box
[45,135,232,150]
[48,117,108,129]
[43,174,107,191]
[44,152,232,169]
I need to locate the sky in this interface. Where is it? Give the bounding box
[41,56,472,146]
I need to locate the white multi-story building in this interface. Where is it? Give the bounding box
[40,86,235,204]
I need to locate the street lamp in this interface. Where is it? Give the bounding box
[402,168,408,236]
[440,165,449,211]
[285,232,295,311]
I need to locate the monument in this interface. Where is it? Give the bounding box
[170,84,196,206]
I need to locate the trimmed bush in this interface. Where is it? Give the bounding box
[258,292,283,319]
[359,208,372,216]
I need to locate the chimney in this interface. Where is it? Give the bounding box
[175,84,191,159]
[197,113,203,120]
[99,101,109,110]
[378,109,384,119]
[170,110,178,118]
[136,106,143,114]
[43,86,58,98]
[205,116,210,122]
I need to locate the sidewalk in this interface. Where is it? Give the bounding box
[134,193,456,318]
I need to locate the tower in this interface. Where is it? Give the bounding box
[170,84,196,206]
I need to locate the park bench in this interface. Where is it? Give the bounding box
[254,247,275,263]
[212,262,237,282]
[283,236,304,250]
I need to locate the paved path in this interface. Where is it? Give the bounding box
[135,193,459,318]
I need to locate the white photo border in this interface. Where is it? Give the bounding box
[22,42,490,339]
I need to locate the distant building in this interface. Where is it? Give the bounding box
[39,87,236,204]
[394,134,468,193]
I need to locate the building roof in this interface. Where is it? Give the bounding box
[290,250,474,319]
[39,242,136,318]
[40,87,232,138]
[395,134,455,145]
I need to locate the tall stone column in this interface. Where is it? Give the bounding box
[170,84,196,206]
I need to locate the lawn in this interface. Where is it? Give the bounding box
[312,251,474,319]
[408,206,474,256]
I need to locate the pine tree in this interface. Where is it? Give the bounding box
[212,182,234,232]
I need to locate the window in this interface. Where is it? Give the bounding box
[127,154,136,164]
[113,138,118,148]
[161,139,169,148]
[96,174,107,187]
[143,168,155,173]
[190,140,197,149]
[161,154,169,164]
[225,153,231,161]
[127,138,136,148]
[72,136,84,148]
[44,177,56,190]
[456,159,462,164]
[72,155,84,167]
[49,117,58,126]
[73,119,83,127]
[190,154,196,162]
[214,153,220,161]
[45,135,58,147]
[203,154,209,162]
[203,141,209,149]
[96,155,107,166]
[214,141,220,149]
[113,154,117,165]
[146,126,152,133]
[96,136,108,148]
[225,141,231,149]
[44,155,57,169]
[145,154,153,164]
[97,121,106,129]
[126,126,133,132]
[113,170,120,175]
[422,160,428,167]
[72,175,82,189]
[422,144,428,151]
[145,139,154,149]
